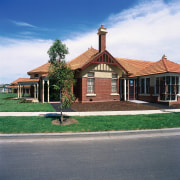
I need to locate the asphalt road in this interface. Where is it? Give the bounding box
[1,135,180,180]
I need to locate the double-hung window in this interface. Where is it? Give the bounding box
[87,72,94,94]
[112,74,118,93]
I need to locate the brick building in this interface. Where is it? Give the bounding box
[68,25,180,105]
[9,25,180,106]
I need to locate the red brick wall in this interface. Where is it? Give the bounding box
[169,96,180,106]
[138,95,158,103]
[99,34,106,52]
[80,77,120,103]
[137,86,158,103]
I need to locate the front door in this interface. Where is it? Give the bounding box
[129,79,136,100]
[120,79,136,101]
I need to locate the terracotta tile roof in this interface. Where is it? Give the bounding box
[11,78,39,85]
[11,78,30,85]
[26,48,180,78]
[68,48,99,70]
[7,85,18,88]
[27,62,50,75]
[133,57,180,77]
[18,78,39,83]
[115,58,154,76]
[7,85,31,88]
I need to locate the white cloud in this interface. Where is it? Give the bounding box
[0,38,52,83]
[65,0,180,63]
[11,20,37,28]
[1,0,180,84]
[106,0,180,61]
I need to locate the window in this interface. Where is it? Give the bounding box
[146,78,150,94]
[140,79,145,94]
[155,77,160,94]
[156,76,180,101]
[87,72,94,94]
[34,74,39,78]
[112,74,118,93]
[140,78,150,94]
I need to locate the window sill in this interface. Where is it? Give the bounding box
[110,93,119,96]
[86,94,96,97]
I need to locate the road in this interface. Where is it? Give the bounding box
[1,135,180,180]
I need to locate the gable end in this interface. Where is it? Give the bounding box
[80,50,128,74]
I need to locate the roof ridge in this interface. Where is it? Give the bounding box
[115,57,153,63]
[162,58,169,72]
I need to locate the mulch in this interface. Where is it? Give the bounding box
[51,101,179,112]
[52,118,78,125]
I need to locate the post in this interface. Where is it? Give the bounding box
[42,79,44,103]
[34,84,36,99]
[18,85,20,98]
[128,79,129,101]
[59,88,63,123]
[47,80,49,103]
[124,79,126,101]
[37,84,39,101]
[20,85,22,98]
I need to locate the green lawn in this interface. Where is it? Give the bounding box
[0,93,55,112]
[0,113,180,133]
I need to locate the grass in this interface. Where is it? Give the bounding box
[0,113,180,133]
[0,93,55,112]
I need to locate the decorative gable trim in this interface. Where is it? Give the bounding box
[80,50,128,74]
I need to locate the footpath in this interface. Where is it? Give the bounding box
[0,108,180,117]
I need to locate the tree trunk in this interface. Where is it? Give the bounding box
[59,88,63,123]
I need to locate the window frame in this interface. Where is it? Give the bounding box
[87,72,95,94]
[112,73,118,93]
[140,77,150,94]
[155,75,180,101]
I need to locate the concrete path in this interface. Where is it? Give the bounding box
[0,108,180,117]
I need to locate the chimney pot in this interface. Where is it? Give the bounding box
[162,54,167,59]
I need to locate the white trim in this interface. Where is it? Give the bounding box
[47,80,49,103]
[42,79,44,103]
[110,93,119,96]
[124,79,126,101]
[86,94,96,97]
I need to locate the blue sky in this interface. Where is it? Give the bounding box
[0,0,137,40]
[0,0,180,84]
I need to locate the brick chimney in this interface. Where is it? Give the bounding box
[97,25,108,52]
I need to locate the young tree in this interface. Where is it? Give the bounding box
[47,40,75,123]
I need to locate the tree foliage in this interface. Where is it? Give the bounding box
[48,61,75,108]
[47,40,75,109]
[47,40,69,64]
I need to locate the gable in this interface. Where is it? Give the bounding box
[80,50,128,74]
[76,63,123,79]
